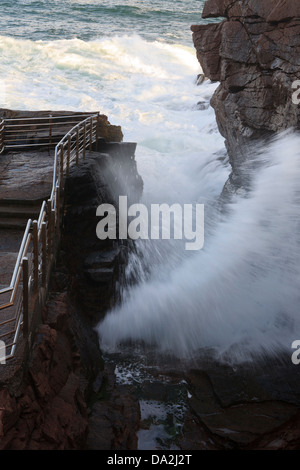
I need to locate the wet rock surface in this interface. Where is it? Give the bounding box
[0,293,91,450]
[0,151,53,201]
[91,346,300,451]
[179,359,300,450]
[86,363,140,450]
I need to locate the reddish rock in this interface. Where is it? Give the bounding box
[86,365,140,450]
[267,1,300,22]
[0,389,19,438]
[192,0,300,179]
[202,0,296,20]
[178,366,300,450]
[191,23,224,81]
[202,0,227,18]
[0,293,90,450]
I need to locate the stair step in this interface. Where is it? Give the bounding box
[0,198,45,207]
[0,218,30,230]
[0,205,40,219]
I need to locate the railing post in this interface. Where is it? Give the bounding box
[41,221,47,287]
[52,208,56,249]
[23,257,29,337]
[47,200,53,256]
[32,220,39,291]
[56,184,60,237]
[60,144,64,190]
[49,115,53,146]
[83,122,86,159]
[76,127,79,165]
[67,135,71,176]
[95,115,99,151]
[89,117,93,151]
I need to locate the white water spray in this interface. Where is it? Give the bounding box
[98,132,300,363]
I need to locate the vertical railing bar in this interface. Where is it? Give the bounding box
[41,222,47,287]
[51,208,56,254]
[60,144,64,190]
[83,122,86,159]
[47,200,53,256]
[32,221,39,291]
[23,257,29,337]
[95,115,99,151]
[56,184,60,237]
[49,114,52,146]
[76,127,79,165]
[89,117,92,151]
[67,134,71,176]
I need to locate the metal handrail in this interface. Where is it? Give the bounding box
[4,114,96,122]
[0,112,100,362]
[0,219,32,301]
[3,113,98,150]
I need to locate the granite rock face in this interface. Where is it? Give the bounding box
[191,0,300,180]
[62,145,143,322]
[0,294,92,450]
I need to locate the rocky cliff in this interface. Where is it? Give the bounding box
[0,139,143,450]
[191,0,300,186]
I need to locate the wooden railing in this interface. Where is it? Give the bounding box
[0,113,99,361]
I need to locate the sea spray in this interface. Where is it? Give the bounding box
[97,132,300,363]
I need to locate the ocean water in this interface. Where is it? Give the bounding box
[1,0,210,43]
[1,1,300,365]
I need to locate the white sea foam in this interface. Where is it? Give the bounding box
[98,132,300,363]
